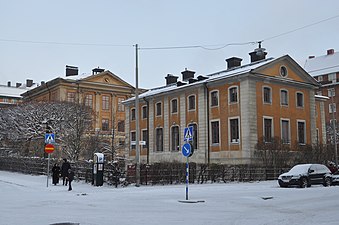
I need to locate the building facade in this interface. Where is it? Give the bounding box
[0,80,35,107]
[22,68,135,158]
[304,49,339,129]
[124,53,327,165]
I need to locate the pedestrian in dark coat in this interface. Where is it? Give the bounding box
[61,159,71,186]
[51,163,60,185]
[67,168,75,191]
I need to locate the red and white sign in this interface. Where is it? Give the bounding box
[44,144,55,154]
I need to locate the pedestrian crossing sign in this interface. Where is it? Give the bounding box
[45,133,55,144]
[184,126,193,142]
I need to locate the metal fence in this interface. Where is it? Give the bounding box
[0,156,286,186]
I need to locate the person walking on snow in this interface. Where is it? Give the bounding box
[51,163,60,185]
[67,168,75,191]
[61,159,71,186]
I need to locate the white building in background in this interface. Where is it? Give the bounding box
[0,80,36,107]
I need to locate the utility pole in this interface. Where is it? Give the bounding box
[331,88,338,168]
[135,44,141,186]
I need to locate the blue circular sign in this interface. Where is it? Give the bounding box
[182,143,192,157]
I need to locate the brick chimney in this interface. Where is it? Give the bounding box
[181,69,195,82]
[165,74,178,85]
[26,79,33,87]
[7,81,11,87]
[66,65,79,76]
[327,49,334,55]
[16,83,22,88]
[226,57,242,69]
[308,55,315,59]
[92,67,105,75]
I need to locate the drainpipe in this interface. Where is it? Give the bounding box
[143,97,150,165]
[203,83,210,165]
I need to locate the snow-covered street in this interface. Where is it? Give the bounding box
[0,170,338,225]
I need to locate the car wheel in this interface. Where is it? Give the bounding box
[300,177,308,188]
[323,177,332,187]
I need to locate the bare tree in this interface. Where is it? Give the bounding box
[0,101,94,160]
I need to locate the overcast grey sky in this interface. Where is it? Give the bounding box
[1,0,339,89]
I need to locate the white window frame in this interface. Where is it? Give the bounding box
[228,86,239,104]
[131,107,136,121]
[328,88,335,97]
[142,105,147,119]
[229,116,240,144]
[210,119,220,145]
[281,118,290,144]
[297,120,306,145]
[329,103,336,113]
[280,89,289,106]
[155,101,162,117]
[263,86,272,104]
[171,98,178,114]
[170,125,180,151]
[210,90,219,107]
[296,91,304,108]
[263,116,274,142]
[187,95,196,111]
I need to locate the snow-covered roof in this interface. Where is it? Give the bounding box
[125,57,275,103]
[0,85,34,98]
[303,51,339,77]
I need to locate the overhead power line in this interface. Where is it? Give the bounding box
[262,14,339,42]
[0,13,338,50]
[0,38,132,47]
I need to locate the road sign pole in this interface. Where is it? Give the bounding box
[186,156,189,200]
[46,153,50,187]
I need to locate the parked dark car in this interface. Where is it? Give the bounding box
[278,164,332,188]
[332,171,339,185]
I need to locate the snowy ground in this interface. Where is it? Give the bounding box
[0,171,338,225]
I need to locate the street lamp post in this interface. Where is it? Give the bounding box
[331,88,338,168]
[135,44,140,186]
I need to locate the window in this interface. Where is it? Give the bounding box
[264,118,273,142]
[118,97,125,111]
[156,102,162,116]
[131,131,136,149]
[281,119,290,144]
[188,95,196,110]
[211,91,219,107]
[329,103,336,113]
[142,130,148,148]
[280,66,288,77]
[328,89,335,97]
[229,86,238,103]
[171,99,178,113]
[119,138,125,146]
[131,108,136,121]
[171,126,180,151]
[317,75,323,82]
[67,92,75,102]
[296,92,304,107]
[329,73,336,83]
[188,123,198,149]
[142,106,147,119]
[102,95,109,110]
[117,121,125,132]
[3,98,8,103]
[297,121,306,144]
[102,119,109,131]
[211,121,220,144]
[280,90,288,106]
[84,94,93,108]
[155,128,163,151]
[230,118,239,143]
[263,87,271,104]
